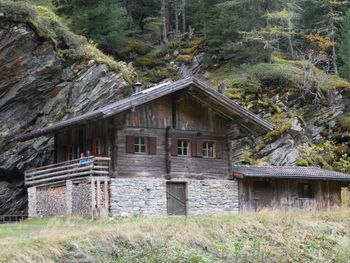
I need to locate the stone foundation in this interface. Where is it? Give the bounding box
[28,177,239,217]
[110,178,239,217]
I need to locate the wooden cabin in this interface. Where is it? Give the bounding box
[233,166,349,212]
[17,77,350,217]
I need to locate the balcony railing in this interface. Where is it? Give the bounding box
[25,157,111,187]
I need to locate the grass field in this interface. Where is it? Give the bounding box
[1,209,350,263]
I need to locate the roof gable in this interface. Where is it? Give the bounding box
[14,77,273,141]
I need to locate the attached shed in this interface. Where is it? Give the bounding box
[232,166,350,212]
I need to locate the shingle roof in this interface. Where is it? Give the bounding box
[14,77,273,141]
[232,166,350,181]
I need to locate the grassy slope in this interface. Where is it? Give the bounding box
[1,210,350,262]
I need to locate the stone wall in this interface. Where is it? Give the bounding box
[110,178,239,217]
[186,179,239,215]
[110,178,167,217]
[27,186,37,217]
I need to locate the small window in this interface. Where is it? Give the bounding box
[134,137,147,153]
[177,140,189,156]
[298,183,313,198]
[203,142,215,158]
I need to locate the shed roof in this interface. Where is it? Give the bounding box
[232,166,350,181]
[14,77,273,141]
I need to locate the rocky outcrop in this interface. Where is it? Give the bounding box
[0,20,132,214]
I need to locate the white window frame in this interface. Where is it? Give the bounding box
[134,136,147,154]
[177,139,190,156]
[202,141,215,158]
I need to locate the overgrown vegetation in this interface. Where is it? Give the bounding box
[1,210,350,262]
[0,0,129,72]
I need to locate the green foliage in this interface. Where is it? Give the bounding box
[67,0,132,56]
[240,147,257,165]
[0,0,134,74]
[139,67,177,84]
[339,9,350,80]
[339,113,350,130]
[298,141,350,172]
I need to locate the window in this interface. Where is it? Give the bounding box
[177,140,189,156]
[298,183,313,198]
[203,141,215,158]
[134,137,147,153]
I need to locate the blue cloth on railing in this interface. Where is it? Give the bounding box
[79,158,89,164]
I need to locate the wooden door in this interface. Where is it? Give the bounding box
[253,181,273,211]
[166,182,186,215]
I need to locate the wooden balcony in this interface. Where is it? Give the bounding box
[25,157,111,187]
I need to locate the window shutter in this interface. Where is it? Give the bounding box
[196,140,203,157]
[216,141,224,159]
[171,137,178,156]
[126,135,135,153]
[148,137,157,154]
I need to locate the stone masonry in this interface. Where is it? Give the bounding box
[110,178,167,217]
[110,178,239,217]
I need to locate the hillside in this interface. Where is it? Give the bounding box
[1,210,350,262]
[1,1,350,215]
[0,1,135,215]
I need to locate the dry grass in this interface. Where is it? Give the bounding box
[1,209,350,262]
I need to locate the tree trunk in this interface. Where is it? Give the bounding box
[161,0,168,43]
[182,0,186,33]
[175,2,179,34]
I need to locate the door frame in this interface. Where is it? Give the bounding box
[166,181,187,216]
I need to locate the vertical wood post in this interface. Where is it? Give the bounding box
[91,177,96,218]
[96,177,101,218]
[104,177,109,211]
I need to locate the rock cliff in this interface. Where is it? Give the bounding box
[0,20,133,214]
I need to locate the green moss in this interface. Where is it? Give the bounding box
[134,55,166,67]
[176,54,193,64]
[139,67,177,84]
[180,46,197,55]
[297,159,309,166]
[264,113,292,142]
[339,113,350,130]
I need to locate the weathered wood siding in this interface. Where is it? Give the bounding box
[113,91,232,179]
[55,90,233,179]
[239,178,342,212]
[56,120,111,162]
[126,92,228,133]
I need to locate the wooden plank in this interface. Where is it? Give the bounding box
[91,177,96,218]
[96,177,101,214]
[104,177,109,210]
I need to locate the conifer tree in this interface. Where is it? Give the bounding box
[338,10,350,80]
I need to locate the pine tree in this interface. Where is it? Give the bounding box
[338,10,350,80]
[55,0,132,55]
